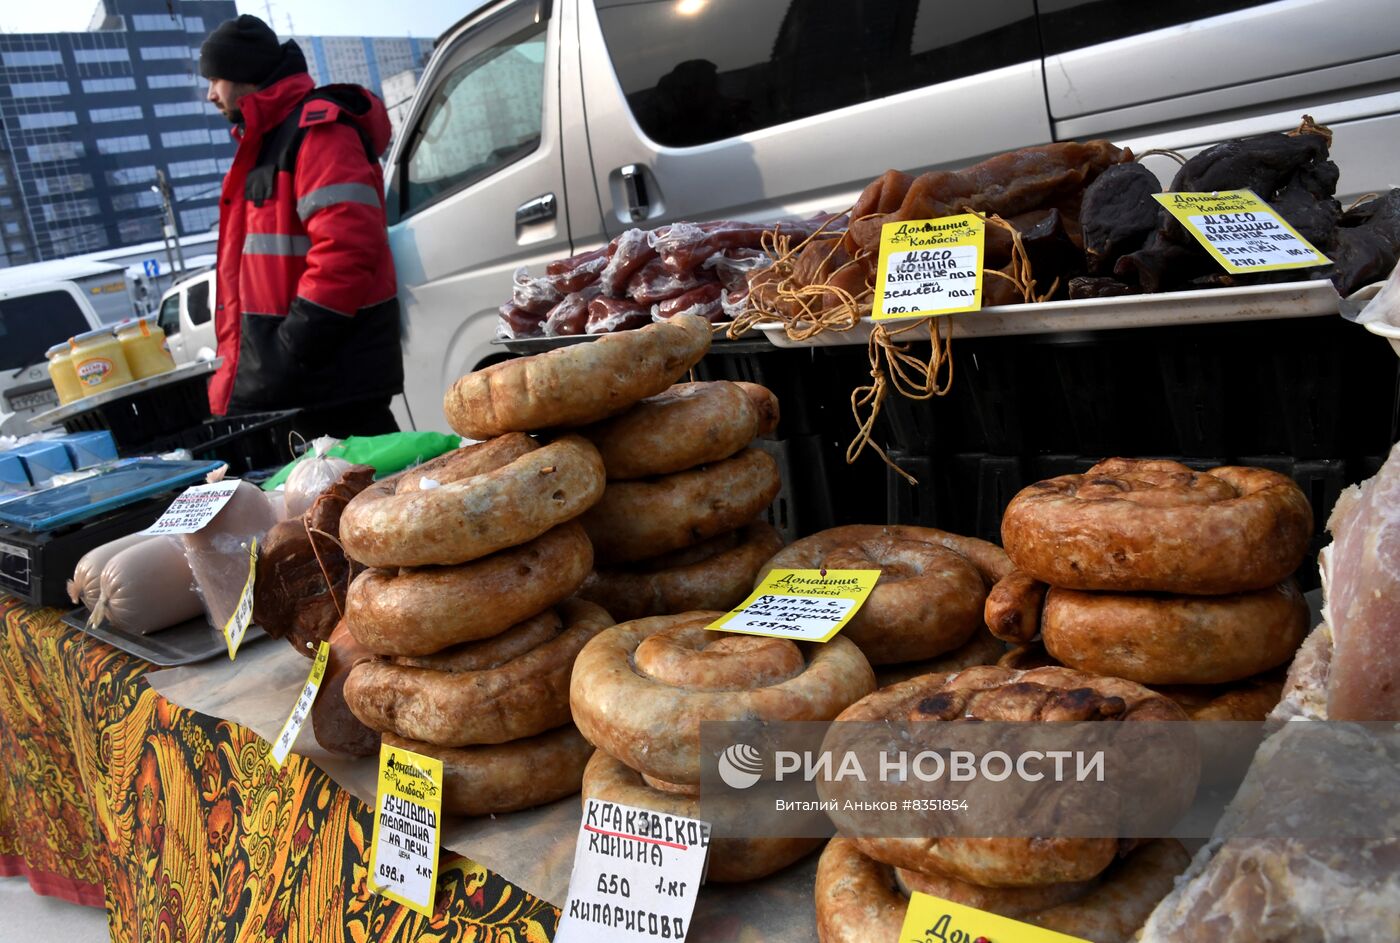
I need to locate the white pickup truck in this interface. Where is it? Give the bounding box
[154,268,218,367]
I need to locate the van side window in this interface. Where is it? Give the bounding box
[594,0,1039,148]
[0,291,91,371]
[158,293,181,336]
[401,3,549,215]
[187,279,211,326]
[1037,0,1267,56]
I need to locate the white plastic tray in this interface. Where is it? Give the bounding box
[755,279,1343,348]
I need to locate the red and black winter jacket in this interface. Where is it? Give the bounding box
[210,41,403,416]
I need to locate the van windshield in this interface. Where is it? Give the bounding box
[0,291,92,371]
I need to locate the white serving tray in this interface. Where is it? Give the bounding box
[755,279,1343,348]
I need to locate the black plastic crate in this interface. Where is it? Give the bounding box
[59,371,212,454]
[949,454,1025,545]
[694,348,821,438]
[885,451,941,528]
[142,410,301,477]
[1156,338,1229,455]
[752,434,835,542]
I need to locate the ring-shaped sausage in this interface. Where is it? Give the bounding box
[830,666,1190,887]
[578,521,785,621]
[1001,459,1313,594]
[998,644,1287,722]
[340,434,605,568]
[814,837,1189,943]
[580,448,781,565]
[345,599,613,744]
[344,521,593,656]
[384,726,593,816]
[1042,581,1308,685]
[582,751,821,882]
[579,381,779,480]
[569,612,875,784]
[874,629,1006,688]
[755,525,1013,665]
[444,313,712,438]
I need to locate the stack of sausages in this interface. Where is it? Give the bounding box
[321,315,715,814]
[987,458,1314,720]
[816,667,1193,943]
[573,380,787,620]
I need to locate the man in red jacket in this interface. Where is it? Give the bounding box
[200,15,403,438]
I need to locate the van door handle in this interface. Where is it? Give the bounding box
[515,193,557,225]
[620,164,650,221]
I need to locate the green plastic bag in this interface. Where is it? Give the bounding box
[262,431,461,491]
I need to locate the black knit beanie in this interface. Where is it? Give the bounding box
[199,15,282,84]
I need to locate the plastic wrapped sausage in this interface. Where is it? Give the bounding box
[283,437,350,520]
[626,259,708,304]
[544,284,603,337]
[511,265,563,315]
[94,536,205,635]
[654,283,725,323]
[69,533,152,610]
[182,480,279,632]
[546,246,609,293]
[598,229,658,297]
[587,296,652,334]
[498,303,548,339]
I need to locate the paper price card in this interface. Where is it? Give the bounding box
[269,640,330,767]
[554,798,710,942]
[140,480,241,535]
[369,743,443,918]
[874,214,985,319]
[707,569,881,642]
[900,891,1089,943]
[223,538,257,660]
[1154,189,1331,273]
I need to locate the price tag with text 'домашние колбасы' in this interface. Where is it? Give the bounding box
[900,890,1091,943]
[707,569,880,643]
[369,742,443,918]
[874,214,986,320]
[1155,189,1330,274]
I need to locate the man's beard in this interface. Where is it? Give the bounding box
[224,106,243,124]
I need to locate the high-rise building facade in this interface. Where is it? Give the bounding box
[0,0,239,266]
[0,2,433,268]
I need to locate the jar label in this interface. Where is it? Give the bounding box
[75,358,114,386]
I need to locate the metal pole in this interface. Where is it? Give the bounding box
[157,169,187,273]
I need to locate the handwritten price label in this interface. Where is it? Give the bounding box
[369,742,443,917]
[269,640,330,767]
[707,569,880,642]
[554,799,710,942]
[900,892,1089,942]
[1155,189,1330,273]
[223,538,257,660]
[874,214,985,319]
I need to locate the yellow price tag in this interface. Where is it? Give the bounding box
[874,214,985,319]
[707,569,880,642]
[369,742,443,917]
[269,640,330,767]
[900,891,1089,942]
[223,538,257,660]
[1154,189,1330,274]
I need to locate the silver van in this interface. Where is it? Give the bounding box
[0,283,105,434]
[384,0,1400,429]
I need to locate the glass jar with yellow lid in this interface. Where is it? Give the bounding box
[69,328,134,396]
[116,316,176,380]
[45,342,84,405]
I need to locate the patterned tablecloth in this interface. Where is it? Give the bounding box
[0,594,560,941]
